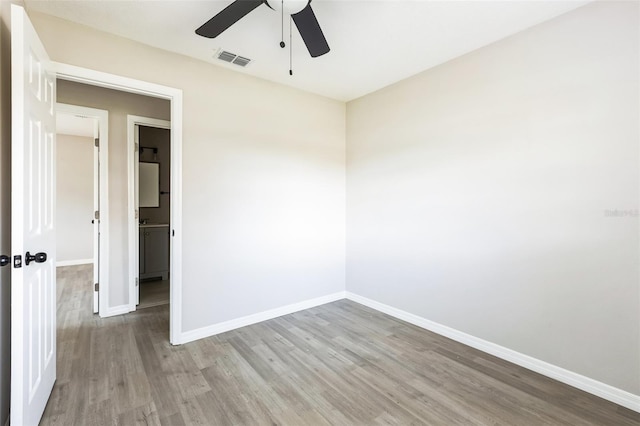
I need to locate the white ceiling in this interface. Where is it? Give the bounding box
[26,0,591,102]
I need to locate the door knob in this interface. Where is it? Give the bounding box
[25,251,47,266]
[0,255,9,267]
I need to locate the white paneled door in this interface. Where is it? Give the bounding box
[11,4,57,425]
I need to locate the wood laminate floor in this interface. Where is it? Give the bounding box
[139,279,170,309]
[43,266,639,425]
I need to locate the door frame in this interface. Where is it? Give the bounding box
[55,103,109,316]
[127,116,171,310]
[53,62,183,345]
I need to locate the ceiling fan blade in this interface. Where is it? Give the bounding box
[291,4,330,58]
[196,0,264,38]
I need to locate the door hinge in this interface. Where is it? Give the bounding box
[135,143,139,153]
[135,278,139,287]
[94,210,100,220]
[135,209,139,220]
[94,283,99,292]
[94,138,99,148]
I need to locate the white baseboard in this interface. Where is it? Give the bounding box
[345,292,640,413]
[179,291,347,345]
[100,304,133,318]
[56,258,93,267]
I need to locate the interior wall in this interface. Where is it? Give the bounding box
[139,126,170,225]
[346,1,639,395]
[56,80,170,307]
[56,133,94,263]
[32,12,346,331]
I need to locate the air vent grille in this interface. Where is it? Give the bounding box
[232,56,251,67]
[216,50,252,67]
[218,51,236,63]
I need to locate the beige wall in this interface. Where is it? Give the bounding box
[346,1,639,395]
[33,12,347,329]
[139,126,170,225]
[57,80,170,307]
[56,133,94,262]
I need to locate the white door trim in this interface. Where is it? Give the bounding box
[127,116,171,312]
[52,62,183,345]
[55,103,109,316]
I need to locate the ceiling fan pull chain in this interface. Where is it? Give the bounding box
[279,0,286,48]
[289,15,293,76]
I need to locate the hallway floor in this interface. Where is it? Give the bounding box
[139,279,170,309]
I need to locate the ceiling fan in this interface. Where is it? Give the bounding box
[195,0,330,58]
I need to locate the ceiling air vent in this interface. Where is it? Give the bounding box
[232,56,251,67]
[218,50,236,63]
[216,50,252,67]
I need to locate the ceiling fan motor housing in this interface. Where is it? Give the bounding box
[265,0,310,15]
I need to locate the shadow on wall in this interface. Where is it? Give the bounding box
[0,2,13,425]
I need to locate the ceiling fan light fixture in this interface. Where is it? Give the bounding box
[266,0,310,16]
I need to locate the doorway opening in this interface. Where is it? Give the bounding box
[55,63,183,344]
[130,119,171,309]
[55,103,109,315]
